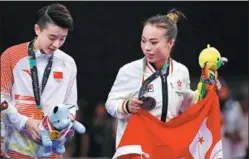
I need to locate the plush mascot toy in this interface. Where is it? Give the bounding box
[196,44,228,102]
[0,102,85,157]
[36,104,86,157]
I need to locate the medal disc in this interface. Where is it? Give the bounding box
[49,131,61,140]
[141,97,156,111]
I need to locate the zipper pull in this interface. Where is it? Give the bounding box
[162,74,166,82]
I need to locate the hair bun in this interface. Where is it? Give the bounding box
[166,8,187,24]
[166,13,179,24]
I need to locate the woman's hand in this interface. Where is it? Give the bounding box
[127,97,143,113]
[25,118,41,141]
[216,80,222,91]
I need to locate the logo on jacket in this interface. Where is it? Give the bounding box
[53,71,63,82]
[145,84,154,93]
[177,80,182,88]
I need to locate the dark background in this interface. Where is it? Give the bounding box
[0,1,248,112]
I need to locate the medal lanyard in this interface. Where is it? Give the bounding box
[138,57,170,100]
[28,40,54,109]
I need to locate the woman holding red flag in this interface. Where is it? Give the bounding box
[106,8,222,159]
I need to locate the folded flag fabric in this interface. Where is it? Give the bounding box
[113,91,223,159]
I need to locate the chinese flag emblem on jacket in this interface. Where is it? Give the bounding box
[53,71,63,79]
[113,91,223,159]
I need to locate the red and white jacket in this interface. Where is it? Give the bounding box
[1,42,78,157]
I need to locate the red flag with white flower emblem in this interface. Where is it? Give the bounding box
[113,90,223,159]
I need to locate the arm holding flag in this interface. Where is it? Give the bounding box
[181,44,228,112]
[196,44,228,102]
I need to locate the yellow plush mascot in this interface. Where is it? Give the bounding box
[196,44,228,102]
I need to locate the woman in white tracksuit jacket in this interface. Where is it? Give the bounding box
[106,9,219,148]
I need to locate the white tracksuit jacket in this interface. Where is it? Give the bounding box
[105,57,197,147]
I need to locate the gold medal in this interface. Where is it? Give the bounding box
[49,131,61,140]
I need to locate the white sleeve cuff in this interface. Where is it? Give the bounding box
[2,103,29,131]
[117,100,129,116]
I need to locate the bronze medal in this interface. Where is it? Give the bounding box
[141,97,156,111]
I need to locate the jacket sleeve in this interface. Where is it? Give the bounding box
[1,49,28,131]
[180,66,198,112]
[63,60,78,117]
[105,65,140,119]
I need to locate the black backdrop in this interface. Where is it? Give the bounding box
[0,1,248,109]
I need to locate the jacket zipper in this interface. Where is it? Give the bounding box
[160,74,168,122]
